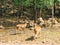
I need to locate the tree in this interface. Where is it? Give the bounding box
[12,0,24,19]
[12,0,60,21]
[44,0,60,18]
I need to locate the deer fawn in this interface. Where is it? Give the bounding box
[16,23,27,33]
[34,23,41,39]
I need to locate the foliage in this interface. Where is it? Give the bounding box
[44,0,54,7]
[57,0,60,3]
[1,0,60,19]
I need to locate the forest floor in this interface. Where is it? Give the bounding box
[0,27,60,45]
[0,17,60,45]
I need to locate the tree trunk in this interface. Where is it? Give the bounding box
[18,6,21,19]
[34,0,37,23]
[35,9,37,23]
[52,6,54,18]
[40,9,42,17]
[52,1,55,18]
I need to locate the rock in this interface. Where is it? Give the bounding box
[0,25,5,29]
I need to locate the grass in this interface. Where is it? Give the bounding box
[0,27,60,44]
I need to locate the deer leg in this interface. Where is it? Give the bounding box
[34,29,38,39]
[34,29,41,39]
[16,27,19,34]
[20,27,25,34]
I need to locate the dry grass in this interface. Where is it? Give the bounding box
[0,27,60,45]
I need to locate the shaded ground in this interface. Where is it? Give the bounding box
[0,27,60,45]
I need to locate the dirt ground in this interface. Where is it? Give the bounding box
[0,27,60,45]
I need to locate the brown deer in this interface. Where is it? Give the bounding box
[16,20,29,33]
[34,23,41,39]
